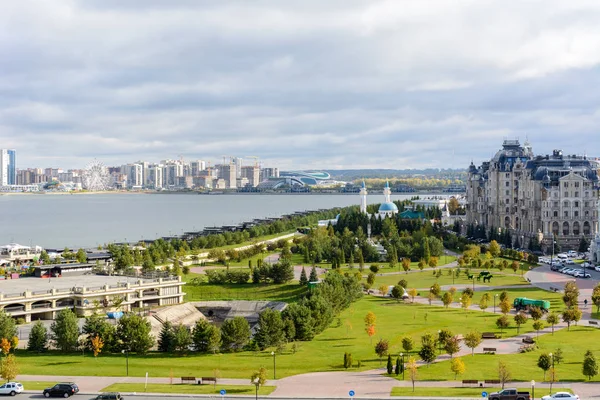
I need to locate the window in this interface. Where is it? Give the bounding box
[574,201,579,207]
[553,201,559,208]
[563,182,568,188]
[564,191,569,197]
[585,211,590,217]
[563,201,569,207]
[553,211,558,217]
[575,182,580,188]
[552,221,559,235]
[505,181,509,187]
[564,211,569,217]
[574,211,579,217]
[585,202,590,208]
[505,190,510,195]
[584,221,591,235]
[573,221,580,235]
[563,221,570,236]
[575,191,579,197]
[505,199,509,204]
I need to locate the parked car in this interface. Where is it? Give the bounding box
[541,392,579,400]
[94,393,124,400]
[0,382,23,396]
[581,262,593,268]
[564,259,576,265]
[43,383,79,398]
[595,266,600,272]
[488,388,530,400]
[574,270,591,279]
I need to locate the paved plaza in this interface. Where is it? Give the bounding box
[0,274,144,295]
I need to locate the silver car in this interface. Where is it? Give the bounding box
[0,382,23,396]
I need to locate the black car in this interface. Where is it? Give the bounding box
[95,393,123,400]
[43,383,79,398]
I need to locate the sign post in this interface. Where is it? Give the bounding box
[482,392,487,398]
[349,390,355,400]
[220,389,226,400]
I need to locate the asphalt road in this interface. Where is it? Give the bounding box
[18,396,355,400]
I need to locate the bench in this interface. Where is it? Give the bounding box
[462,380,479,386]
[549,286,560,293]
[522,336,535,344]
[481,332,497,339]
[484,379,501,385]
[483,347,497,354]
[201,377,217,385]
[589,320,599,326]
[181,377,196,384]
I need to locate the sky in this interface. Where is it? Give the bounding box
[2,0,600,171]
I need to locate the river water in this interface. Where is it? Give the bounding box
[1,193,421,249]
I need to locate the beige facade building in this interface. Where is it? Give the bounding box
[466,140,599,250]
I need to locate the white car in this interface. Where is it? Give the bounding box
[541,392,579,400]
[0,382,23,396]
[595,266,600,272]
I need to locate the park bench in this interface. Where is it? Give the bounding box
[483,347,497,354]
[462,380,479,386]
[589,320,599,326]
[549,286,560,292]
[181,377,196,384]
[201,377,217,385]
[484,379,501,385]
[522,336,535,344]
[481,332,497,339]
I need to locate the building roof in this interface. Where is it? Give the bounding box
[379,202,398,212]
[399,210,425,219]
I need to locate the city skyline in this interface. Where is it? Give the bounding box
[2,1,600,169]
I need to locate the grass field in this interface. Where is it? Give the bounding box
[101,383,275,395]
[390,387,571,397]
[18,382,59,391]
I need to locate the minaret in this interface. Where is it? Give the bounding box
[360,180,368,214]
[383,180,392,203]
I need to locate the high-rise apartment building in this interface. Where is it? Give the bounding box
[241,165,260,187]
[0,149,17,186]
[260,167,279,182]
[190,160,206,176]
[216,163,236,188]
[147,165,163,189]
[121,163,143,188]
[466,140,599,251]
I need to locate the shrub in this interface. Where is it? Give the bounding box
[369,265,379,273]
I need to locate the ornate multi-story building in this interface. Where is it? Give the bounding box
[466,140,599,251]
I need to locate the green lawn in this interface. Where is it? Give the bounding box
[406,326,599,382]
[101,383,275,395]
[18,381,59,391]
[390,387,571,397]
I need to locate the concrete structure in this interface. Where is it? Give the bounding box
[0,243,43,263]
[0,149,16,186]
[0,275,185,322]
[216,162,236,189]
[147,165,163,189]
[467,140,599,250]
[241,165,260,187]
[190,160,206,176]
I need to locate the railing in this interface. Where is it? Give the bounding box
[31,303,51,309]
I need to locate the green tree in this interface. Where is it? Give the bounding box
[309,266,318,282]
[0,311,17,342]
[158,321,176,352]
[255,308,286,350]
[83,313,116,352]
[583,350,598,381]
[271,259,294,284]
[40,250,52,264]
[554,348,564,365]
[250,367,268,388]
[514,312,528,334]
[444,336,461,358]
[299,267,308,286]
[430,283,441,297]
[221,316,251,352]
[50,309,80,352]
[75,248,88,263]
[530,306,543,322]
[496,315,510,334]
[367,272,376,287]
[451,357,465,379]
[27,321,48,353]
[418,333,437,366]
[592,284,600,313]
[173,324,192,353]
[402,337,414,354]
[375,338,389,362]
[442,292,453,308]
[537,353,551,381]
[533,320,545,338]
[498,361,512,389]
[546,312,559,335]
[116,314,154,354]
[563,281,580,308]
[464,331,482,356]
[192,319,221,353]
[391,286,405,301]
[386,354,393,374]
[395,357,401,376]
[562,307,582,330]
[488,240,501,257]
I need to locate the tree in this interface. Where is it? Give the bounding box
[173,324,192,353]
[460,293,472,313]
[250,367,268,388]
[390,286,403,301]
[418,333,437,366]
[451,357,465,379]
[530,306,543,322]
[533,320,545,338]
[192,319,221,353]
[0,338,11,355]
[444,336,461,359]
[498,361,512,389]
[395,357,401,376]
[271,260,294,284]
[579,236,590,253]
[514,312,528,334]
[76,248,88,263]
[51,309,80,352]
[255,308,285,350]
[407,356,418,392]
[309,266,318,282]
[364,312,376,343]
[221,316,251,352]
[442,292,453,308]
[583,350,598,381]
[592,284,600,313]
[408,288,418,303]
[554,347,564,365]
[386,354,393,374]
[562,307,582,330]
[431,283,441,297]
[537,353,551,381]
[343,352,353,369]
[499,299,511,315]
[401,258,411,272]
[158,321,176,353]
[27,321,48,353]
[546,312,559,335]
[378,284,389,297]
[83,313,116,353]
[397,279,408,289]
[496,315,510,334]
[464,331,482,356]
[375,338,389,363]
[563,281,580,308]
[366,272,376,287]
[0,311,17,342]
[0,354,18,382]
[299,267,308,286]
[479,297,488,312]
[489,240,501,257]
[116,314,154,354]
[402,337,414,354]
[91,335,104,358]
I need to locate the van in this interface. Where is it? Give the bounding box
[557,254,568,260]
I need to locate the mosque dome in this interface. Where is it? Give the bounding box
[379,202,398,212]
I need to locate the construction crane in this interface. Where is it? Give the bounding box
[246,156,260,167]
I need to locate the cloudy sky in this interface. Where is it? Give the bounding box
[2,0,600,170]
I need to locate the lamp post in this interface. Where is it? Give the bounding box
[252,378,259,400]
[548,353,554,395]
[271,351,276,380]
[531,380,535,400]
[121,349,129,376]
[494,294,498,313]
[400,352,405,380]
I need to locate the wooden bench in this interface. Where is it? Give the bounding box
[549,286,560,293]
[484,379,501,385]
[462,380,479,386]
[483,347,497,354]
[589,320,599,326]
[481,332,497,339]
[181,377,196,384]
[201,377,217,385]
[522,336,535,344]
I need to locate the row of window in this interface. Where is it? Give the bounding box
[550,220,591,236]
[544,210,592,218]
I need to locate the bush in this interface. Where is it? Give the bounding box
[205,269,250,284]
[369,265,379,273]
[397,279,408,289]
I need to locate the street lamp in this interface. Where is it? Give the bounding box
[400,353,405,380]
[271,351,276,380]
[548,353,554,395]
[252,377,259,400]
[531,380,535,400]
[494,294,498,313]
[121,349,129,376]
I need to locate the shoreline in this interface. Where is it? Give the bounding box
[1,190,455,196]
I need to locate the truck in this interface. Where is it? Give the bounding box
[513,297,551,313]
[489,388,531,400]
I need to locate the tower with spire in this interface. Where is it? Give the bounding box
[360,180,368,214]
[377,180,398,218]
